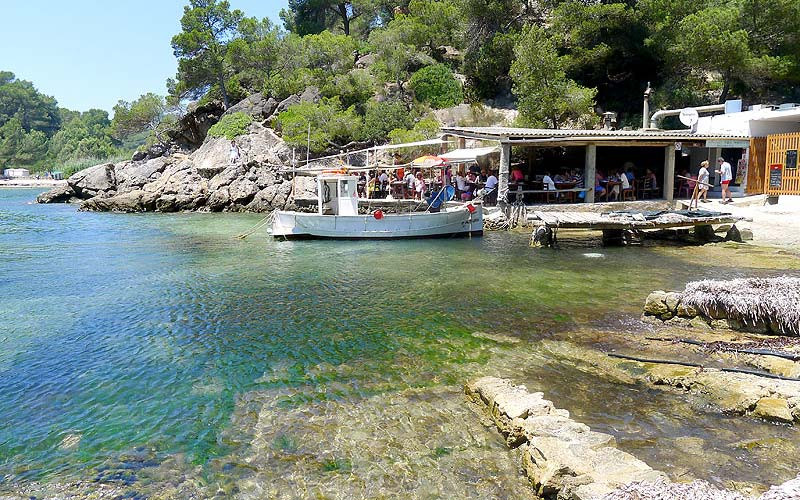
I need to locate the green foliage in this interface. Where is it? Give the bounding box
[170,0,244,107]
[207,112,253,140]
[322,69,376,109]
[387,116,440,160]
[463,32,518,100]
[275,98,362,152]
[362,100,412,140]
[511,26,597,129]
[0,72,121,169]
[409,64,463,109]
[111,93,173,148]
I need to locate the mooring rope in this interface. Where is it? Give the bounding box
[235,211,275,239]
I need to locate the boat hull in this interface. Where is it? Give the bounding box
[271,207,483,239]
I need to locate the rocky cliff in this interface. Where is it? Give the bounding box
[37,121,318,213]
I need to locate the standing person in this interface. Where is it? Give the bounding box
[414,172,426,200]
[229,140,240,166]
[715,157,733,203]
[697,160,710,204]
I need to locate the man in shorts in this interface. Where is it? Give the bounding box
[715,157,733,203]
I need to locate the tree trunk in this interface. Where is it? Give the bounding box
[719,70,731,104]
[337,3,350,36]
[219,73,230,109]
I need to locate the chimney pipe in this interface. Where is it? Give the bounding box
[642,82,651,130]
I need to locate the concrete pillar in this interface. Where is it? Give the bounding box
[664,145,676,201]
[498,141,511,209]
[585,145,596,203]
[710,147,721,185]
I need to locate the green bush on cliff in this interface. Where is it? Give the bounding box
[274,98,362,152]
[207,112,253,140]
[409,64,463,109]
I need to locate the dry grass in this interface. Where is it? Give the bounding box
[681,277,800,335]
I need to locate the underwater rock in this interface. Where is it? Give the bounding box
[753,397,794,423]
[466,377,666,499]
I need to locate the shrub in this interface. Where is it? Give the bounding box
[275,98,362,152]
[362,100,413,141]
[207,112,253,140]
[409,64,463,109]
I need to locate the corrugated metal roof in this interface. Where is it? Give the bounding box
[440,126,752,141]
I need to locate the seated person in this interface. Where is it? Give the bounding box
[553,170,567,183]
[484,170,499,204]
[595,171,607,198]
[510,167,525,183]
[542,171,556,191]
[645,168,658,188]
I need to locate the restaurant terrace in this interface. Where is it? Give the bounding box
[440,126,753,205]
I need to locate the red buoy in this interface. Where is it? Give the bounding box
[373,210,384,220]
[466,204,476,213]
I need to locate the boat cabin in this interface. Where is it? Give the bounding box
[317,173,359,216]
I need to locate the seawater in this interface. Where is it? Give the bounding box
[1,188,799,494]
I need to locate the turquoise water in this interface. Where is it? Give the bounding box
[1,188,799,493]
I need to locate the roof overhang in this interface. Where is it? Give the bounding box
[441,126,753,147]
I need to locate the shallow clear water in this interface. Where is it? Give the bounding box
[1,188,799,494]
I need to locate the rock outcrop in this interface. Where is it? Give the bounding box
[643,278,800,335]
[166,100,225,151]
[465,377,665,499]
[38,122,310,213]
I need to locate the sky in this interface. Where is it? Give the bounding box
[1,0,288,114]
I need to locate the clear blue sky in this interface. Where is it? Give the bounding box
[1,0,288,115]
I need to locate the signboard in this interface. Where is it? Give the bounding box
[735,155,748,185]
[769,164,783,189]
[705,139,751,149]
[674,142,681,151]
[786,149,798,169]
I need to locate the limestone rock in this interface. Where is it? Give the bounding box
[664,292,680,313]
[643,291,669,316]
[69,163,116,197]
[753,397,794,423]
[710,319,732,329]
[166,100,225,150]
[355,53,377,68]
[223,92,278,120]
[689,316,711,330]
[676,302,698,318]
[36,183,74,203]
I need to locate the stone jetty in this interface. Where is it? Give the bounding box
[465,376,665,499]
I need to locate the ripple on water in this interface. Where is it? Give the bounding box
[1,188,799,494]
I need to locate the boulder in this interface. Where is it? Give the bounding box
[355,53,377,68]
[223,92,278,120]
[36,183,75,203]
[80,189,157,212]
[115,157,170,193]
[676,302,698,318]
[664,292,680,313]
[68,163,116,197]
[753,397,794,423]
[643,291,669,316]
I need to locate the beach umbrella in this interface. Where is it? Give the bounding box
[411,155,446,168]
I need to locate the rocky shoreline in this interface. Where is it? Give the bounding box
[36,122,317,214]
[467,376,800,500]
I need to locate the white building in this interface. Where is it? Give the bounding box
[3,168,30,178]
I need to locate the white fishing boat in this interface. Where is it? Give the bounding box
[271,172,483,239]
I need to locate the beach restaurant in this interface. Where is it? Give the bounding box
[440,102,800,204]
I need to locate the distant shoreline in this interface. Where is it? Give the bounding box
[0,179,67,188]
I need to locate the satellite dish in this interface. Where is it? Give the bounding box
[679,108,699,127]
